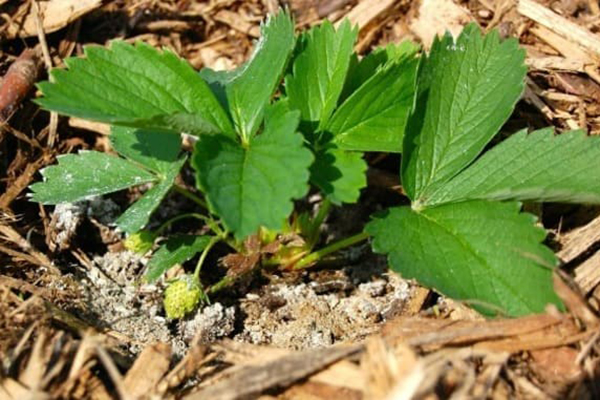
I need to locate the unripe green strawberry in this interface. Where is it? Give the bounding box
[123,230,156,254]
[163,275,202,319]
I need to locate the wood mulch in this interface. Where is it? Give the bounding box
[1,0,600,398]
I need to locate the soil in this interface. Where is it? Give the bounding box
[60,191,415,356]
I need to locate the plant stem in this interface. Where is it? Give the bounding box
[206,275,235,295]
[293,231,370,270]
[193,236,220,280]
[155,212,227,239]
[307,198,331,248]
[155,213,210,235]
[169,186,231,238]
[207,231,370,295]
[173,184,208,209]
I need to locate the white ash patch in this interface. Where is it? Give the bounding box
[90,250,145,285]
[181,303,235,343]
[50,202,85,251]
[80,250,187,356]
[236,272,413,350]
[75,246,413,354]
[358,279,387,297]
[49,197,122,251]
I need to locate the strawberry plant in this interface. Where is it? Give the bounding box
[367,25,600,316]
[29,10,600,319]
[30,11,416,317]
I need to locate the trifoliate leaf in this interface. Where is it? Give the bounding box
[366,200,562,317]
[116,157,187,233]
[426,129,600,206]
[402,24,526,202]
[310,146,367,204]
[326,55,419,153]
[37,41,234,136]
[110,126,181,174]
[226,11,296,141]
[341,41,419,102]
[285,19,357,129]
[163,274,203,319]
[30,151,156,204]
[146,235,212,282]
[193,101,313,239]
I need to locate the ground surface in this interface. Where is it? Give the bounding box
[1,0,600,399]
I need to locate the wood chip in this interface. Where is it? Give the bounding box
[526,55,586,72]
[362,336,422,400]
[558,215,600,263]
[553,272,599,328]
[19,330,52,389]
[336,0,395,31]
[381,313,585,353]
[184,344,363,400]
[95,345,131,400]
[214,10,260,38]
[573,253,600,294]
[0,378,36,400]
[283,381,362,400]
[518,0,600,60]
[530,26,591,62]
[0,153,51,210]
[0,224,56,273]
[156,343,211,394]
[523,80,555,121]
[67,118,111,136]
[123,342,171,398]
[530,346,583,383]
[310,360,365,392]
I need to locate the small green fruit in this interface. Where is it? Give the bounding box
[123,230,156,254]
[163,275,202,319]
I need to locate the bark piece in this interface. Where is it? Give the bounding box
[123,342,171,398]
[0,48,41,122]
[184,344,362,400]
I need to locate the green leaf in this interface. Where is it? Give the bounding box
[326,55,419,153]
[340,40,419,102]
[37,41,234,136]
[402,24,526,202]
[310,146,367,204]
[146,235,212,282]
[193,101,313,239]
[116,157,187,233]
[110,126,181,174]
[30,151,156,204]
[366,201,561,317]
[198,67,240,111]
[226,11,296,141]
[426,129,600,206]
[147,113,224,137]
[285,19,358,129]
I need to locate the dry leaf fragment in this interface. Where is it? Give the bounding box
[3,0,102,39]
[410,0,473,49]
